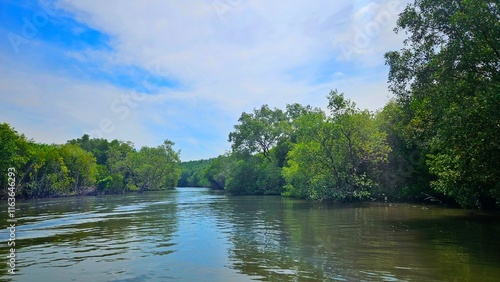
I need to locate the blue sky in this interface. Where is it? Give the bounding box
[0,0,409,161]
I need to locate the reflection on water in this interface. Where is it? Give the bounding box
[1,188,499,281]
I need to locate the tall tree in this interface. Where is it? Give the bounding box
[229,105,289,161]
[113,140,181,192]
[376,100,435,200]
[283,91,391,201]
[0,123,31,192]
[67,134,112,165]
[59,144,97,192]
[385,0,500,208]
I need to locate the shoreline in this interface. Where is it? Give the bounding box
[6,186,499,214]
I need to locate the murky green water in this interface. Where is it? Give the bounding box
[1,188,499,281]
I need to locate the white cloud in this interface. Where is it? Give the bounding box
[0,62,148,144]
[1,0,411,160]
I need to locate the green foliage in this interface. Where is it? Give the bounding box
[108,140,181,192]
[376,100,436,200]
[96,173,125,193]
[229,105,289,160]
[59,144,97,191]
[225,155,260,194]
[178,159,212,187]
[219,90,392,201]
[20,143,96,197]
[203,153,233,190]
[225,104,305,195]
[67,134,112,165]
[23,144,71,197]
[0,123,32,194]
[225,153,285,195]
[385,0,500,208]
[0,123,29,169]
[283,90,391,201]
[0,125,180,198]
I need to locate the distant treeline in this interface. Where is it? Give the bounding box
[177,159,212,188]
[179,0,500,209]
[0,126,181,198]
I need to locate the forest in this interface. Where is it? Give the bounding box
[1,0,499,209]
[179,0,499,209]
[0,127,181,198]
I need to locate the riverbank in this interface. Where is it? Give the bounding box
[7,185,500,214]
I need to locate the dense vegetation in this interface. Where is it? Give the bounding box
[0,127,180,198]
[177,159,212,188]
[1,0,498,209]
[181,0,500,209]
[383,0,499,208]
[184,94,394,200]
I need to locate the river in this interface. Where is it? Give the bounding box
[1,187,499,281]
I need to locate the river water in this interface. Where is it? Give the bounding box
[1,187,499,281]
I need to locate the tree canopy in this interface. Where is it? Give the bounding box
[384,0,500,208]
[0,125,181,198]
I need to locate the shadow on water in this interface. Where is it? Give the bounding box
[385,212,500,281]
[207,197,500,281]
[1,189,499,281]
[212,196,327,281]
